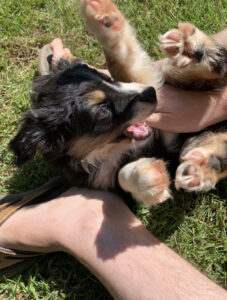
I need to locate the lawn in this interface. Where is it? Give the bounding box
[0,0,226,298]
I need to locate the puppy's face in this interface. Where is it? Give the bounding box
[10,61,157,164]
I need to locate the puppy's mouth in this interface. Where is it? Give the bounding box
[123,122,151,141]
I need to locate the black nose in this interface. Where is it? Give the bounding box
[139,87,157,104]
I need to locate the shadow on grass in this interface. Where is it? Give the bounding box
[2,160,115,299]
[5,157,58,194]
[5,253,114,299]
[147,179,226,242]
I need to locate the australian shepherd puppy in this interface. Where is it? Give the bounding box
[10,0,227,207]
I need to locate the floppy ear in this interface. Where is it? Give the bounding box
[9,111,46,166]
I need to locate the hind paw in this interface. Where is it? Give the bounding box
[175,148,220,192]
[119,158,171,207]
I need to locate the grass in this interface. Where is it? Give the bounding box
[0,0,226,298]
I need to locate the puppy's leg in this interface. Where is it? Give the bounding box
[80,0,162,88]
[175,132,227,192]
[118,158,171,207]
[159,23,227,88]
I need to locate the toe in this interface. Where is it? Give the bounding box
[166,29,181,42]
[90,0,102,13]
[164,46,180,56]
[178,22,195,37]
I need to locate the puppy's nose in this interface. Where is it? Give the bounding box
[139,87,157,104]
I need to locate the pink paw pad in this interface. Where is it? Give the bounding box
[159,22,197,67]
[166,30,181,43]
[83,0,123,31]
[175,161,203,190]
[178,23,195,37]
[176,148,218,192]
[182,164,201,187]
[184,150,209,166]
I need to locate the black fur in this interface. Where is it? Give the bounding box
[9,58,227,193]
[10,59,158,187]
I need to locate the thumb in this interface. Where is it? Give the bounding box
[146,113,163,128]
[146,113,184,133]
[146,113,177,132]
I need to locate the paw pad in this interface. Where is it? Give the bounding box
[175,148,218,192]
[159,22,199,68]
[81,0,124,33]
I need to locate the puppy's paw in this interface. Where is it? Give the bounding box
[175,148,220,192]
[159,23,216,68]
[118,158,171,207]
[80,0,125,46]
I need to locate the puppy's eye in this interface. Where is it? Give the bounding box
[98,104,111,120]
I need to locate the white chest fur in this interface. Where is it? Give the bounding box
[85,142,135,189]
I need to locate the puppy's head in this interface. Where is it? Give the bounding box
[10,60,157,165]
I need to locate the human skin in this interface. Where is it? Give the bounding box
[146,85,227,132]
[0,188,226,300]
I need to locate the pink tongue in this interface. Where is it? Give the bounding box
[125,122,150,140]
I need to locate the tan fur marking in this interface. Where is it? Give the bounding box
[182,132,227,161]
[68,129,127,158]
[68,135,108,158]
[61,52,77,64]
[87,90,106,105]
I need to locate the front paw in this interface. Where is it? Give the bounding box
[118,158,171,207]
[159,22,215,68]
[80,0,125,46]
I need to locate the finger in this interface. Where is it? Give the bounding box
[145,113,162,127]
[146,113,180,132]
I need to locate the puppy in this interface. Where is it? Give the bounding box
[10,0,227,207]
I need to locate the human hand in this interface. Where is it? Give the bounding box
[146,85,227,133]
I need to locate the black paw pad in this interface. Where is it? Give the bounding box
[193,44,204,61]
[103,16,111,27]
[182,165,198,176]
[208,154,221,172]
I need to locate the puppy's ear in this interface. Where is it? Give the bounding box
[9,111,45,166]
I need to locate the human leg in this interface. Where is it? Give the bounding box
[0,188,226,299]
